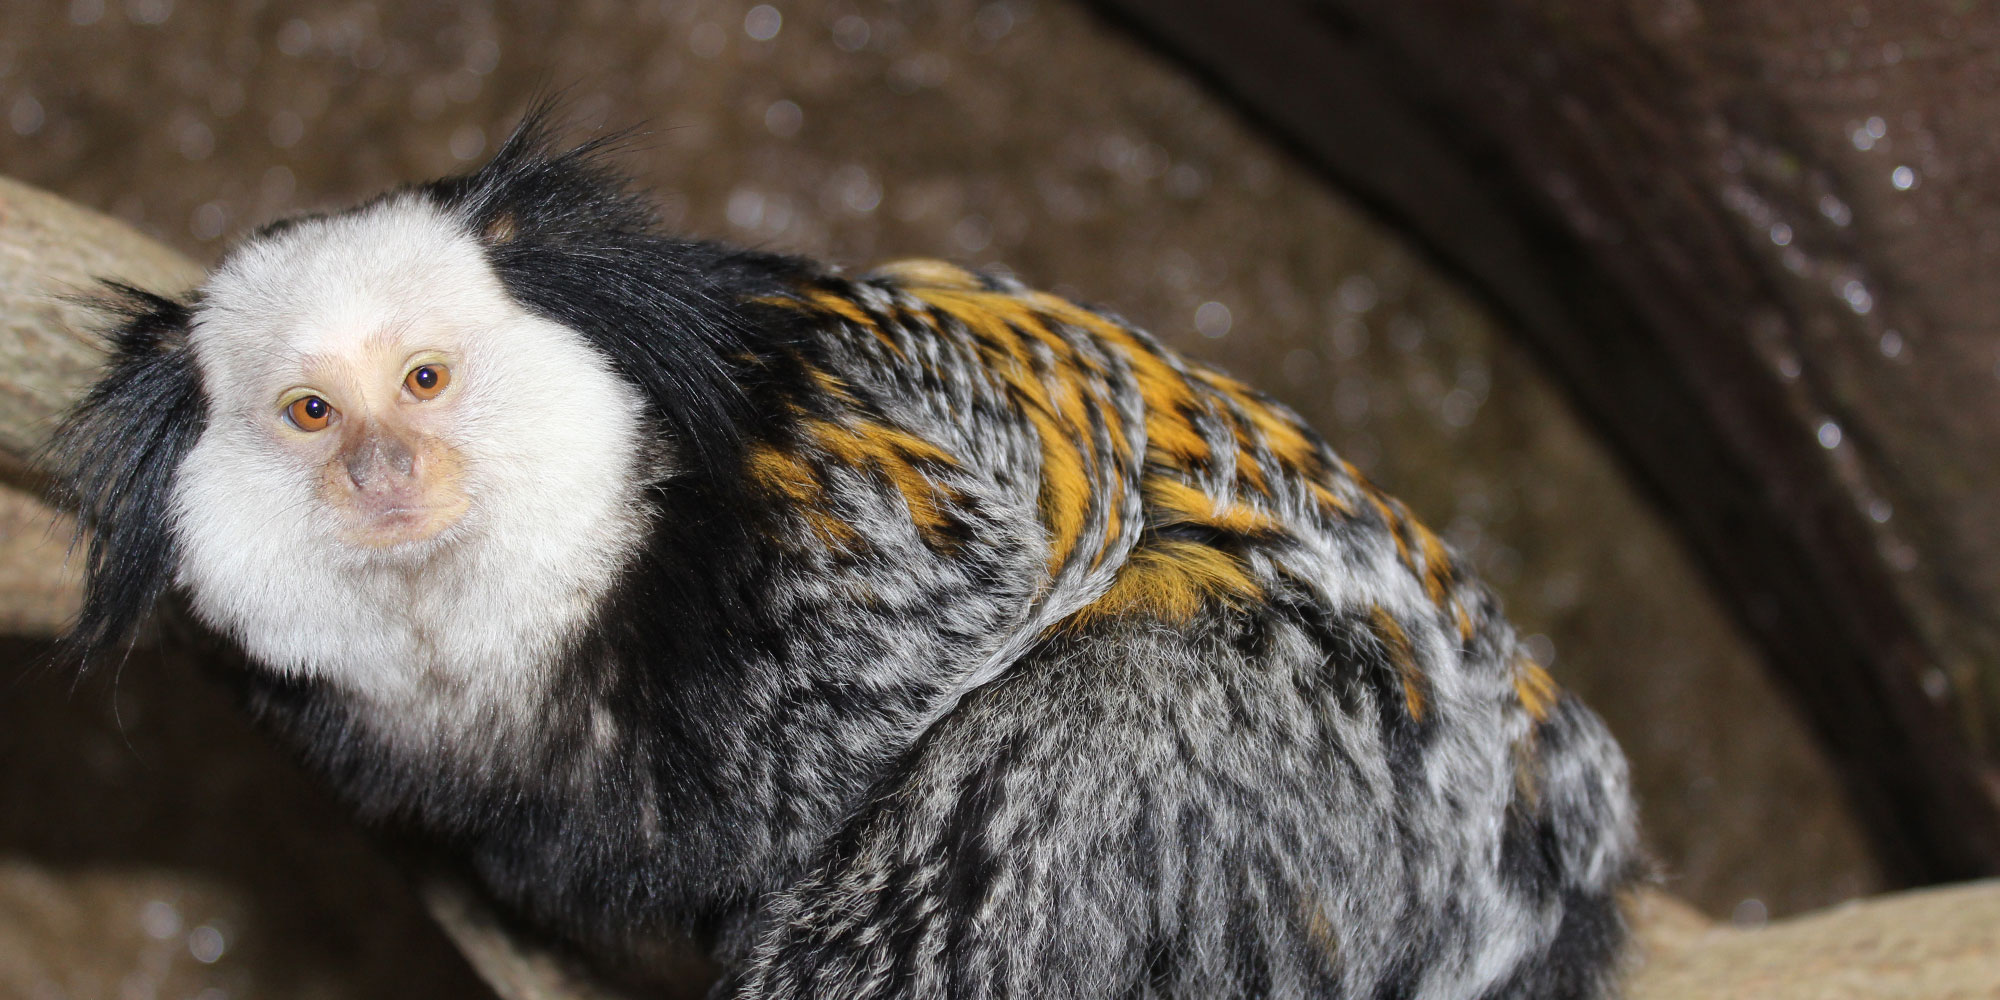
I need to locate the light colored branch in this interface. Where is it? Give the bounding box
[1626,881,2000,998]
[0,486,77,636]
[0,175,204,488]
[418,876,648,1000]
[0,175,206,636]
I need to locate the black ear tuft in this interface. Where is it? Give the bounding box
[45,284,206,670]
[435,96,658,244]
[419,101,797,482]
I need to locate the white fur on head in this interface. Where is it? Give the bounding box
[172,195,651,736]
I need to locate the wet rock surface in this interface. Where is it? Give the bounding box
[0,0,1896,991]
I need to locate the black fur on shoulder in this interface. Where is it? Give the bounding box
[418,104,814,479]
[45,285,206,668]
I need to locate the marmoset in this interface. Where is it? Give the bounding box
[55,113,1637,998]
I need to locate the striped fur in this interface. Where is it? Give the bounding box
[56,116,1637,998]
[720,260,1637,997]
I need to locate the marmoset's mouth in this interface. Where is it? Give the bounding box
[338,497,468,549]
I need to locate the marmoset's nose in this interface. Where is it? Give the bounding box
[342,429,418,492]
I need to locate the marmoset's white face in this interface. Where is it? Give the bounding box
[171,195,652,709]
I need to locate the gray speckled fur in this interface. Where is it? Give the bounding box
[59,128,1638,999]
[701,267,1639,998]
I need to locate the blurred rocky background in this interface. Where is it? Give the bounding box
[3,0,1995,995]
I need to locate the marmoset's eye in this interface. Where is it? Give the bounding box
[286,395,334,431]
[405,364,450,400]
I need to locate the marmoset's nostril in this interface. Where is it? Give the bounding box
[384,434,416,477]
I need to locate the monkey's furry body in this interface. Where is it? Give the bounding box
[57,119,1636,998]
